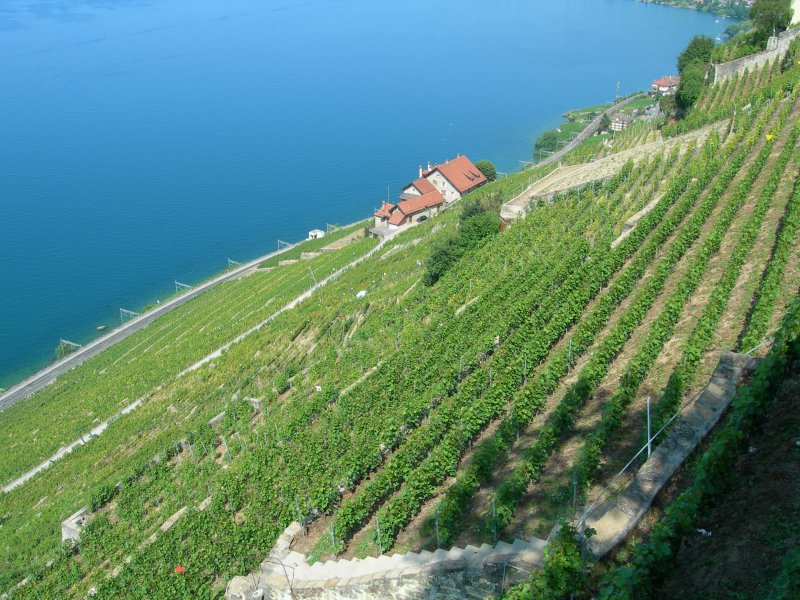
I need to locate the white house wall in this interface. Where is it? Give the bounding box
[425,171,460,203]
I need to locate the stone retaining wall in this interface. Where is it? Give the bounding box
[584,352,761,558]
[226,353,761,599]
[714,28,800,84]
[227,523,547,600]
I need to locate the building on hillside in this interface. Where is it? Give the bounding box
[411,155,488,204]
[651,75,680,96]
[371,155,487,238]
[610,111,634,132]
[307,229,325,240]
[388,191,445,227]
[373,202,396,228]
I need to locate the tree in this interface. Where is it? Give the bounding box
[460,211,500,247]
[600,113,611,132]
[677,35,715,74]
[474,159,496,182]
[534,130,559,156]
[677,61,707,110]
[750,0,792,36]
[459,199,486,225]
[659,93,677,116]
[423,235,466,286]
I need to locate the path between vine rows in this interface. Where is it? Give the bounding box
[587,105,800,518]
[500,99,792,540]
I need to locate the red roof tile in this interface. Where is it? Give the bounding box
[388,210,406,226]
[374,201,395,219]
[396,190,444,215]
[410,177,436,194]
[427,155,487,195]
[653,75,680,88]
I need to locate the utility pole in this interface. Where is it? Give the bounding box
[119,308,139,324]
[375,516,383,555]
[646,397,652,457]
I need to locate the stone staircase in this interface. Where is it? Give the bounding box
[226,523,547,599]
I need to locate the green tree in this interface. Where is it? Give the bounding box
[677,35,715,73]
[534,130,559,156]
[600,113,612,131]
[425,208,499,286]
[459,198,486,225]
[677,61,707,110]
[475,159,497,182]
[659,93,677,116]
[750,0,792,36]
[423,235,466,286]
[460,211,500,247]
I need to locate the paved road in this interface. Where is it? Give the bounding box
[0,241,310,413]
[538,93,647,168]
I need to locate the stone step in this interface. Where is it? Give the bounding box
[446,547,465,561]
[432,548,450,561]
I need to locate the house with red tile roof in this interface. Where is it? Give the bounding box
[372,155,487,236]
[415,155,487,204]
[651,75,680,96]
[387,191,445,227]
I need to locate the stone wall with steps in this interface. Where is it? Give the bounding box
[584,352,762,558]
[226,523,547,600]
[226,351,760,599]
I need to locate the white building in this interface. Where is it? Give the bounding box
[371,155,488,237]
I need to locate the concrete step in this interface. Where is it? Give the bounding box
[511,539,530,552]
[493,541,514,554]
[398,552,426,567]
[446,547,464,560]
[432,548,450,561]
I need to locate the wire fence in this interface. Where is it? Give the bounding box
[577,336,771,535]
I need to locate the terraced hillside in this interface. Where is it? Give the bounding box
[2,41,800,600]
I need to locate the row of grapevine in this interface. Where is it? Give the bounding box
[570,103,789,491]
[738,141,800,351]
[598,298,800,599]
[651,118,800,433]
[480,98,777,534]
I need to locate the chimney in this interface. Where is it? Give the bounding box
[419,165,423,178]
[427,161,432,171]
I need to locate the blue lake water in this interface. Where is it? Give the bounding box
[0,0,726,388]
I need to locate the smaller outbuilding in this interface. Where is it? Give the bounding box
[62,506,89,542]
[308,229,326,240]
